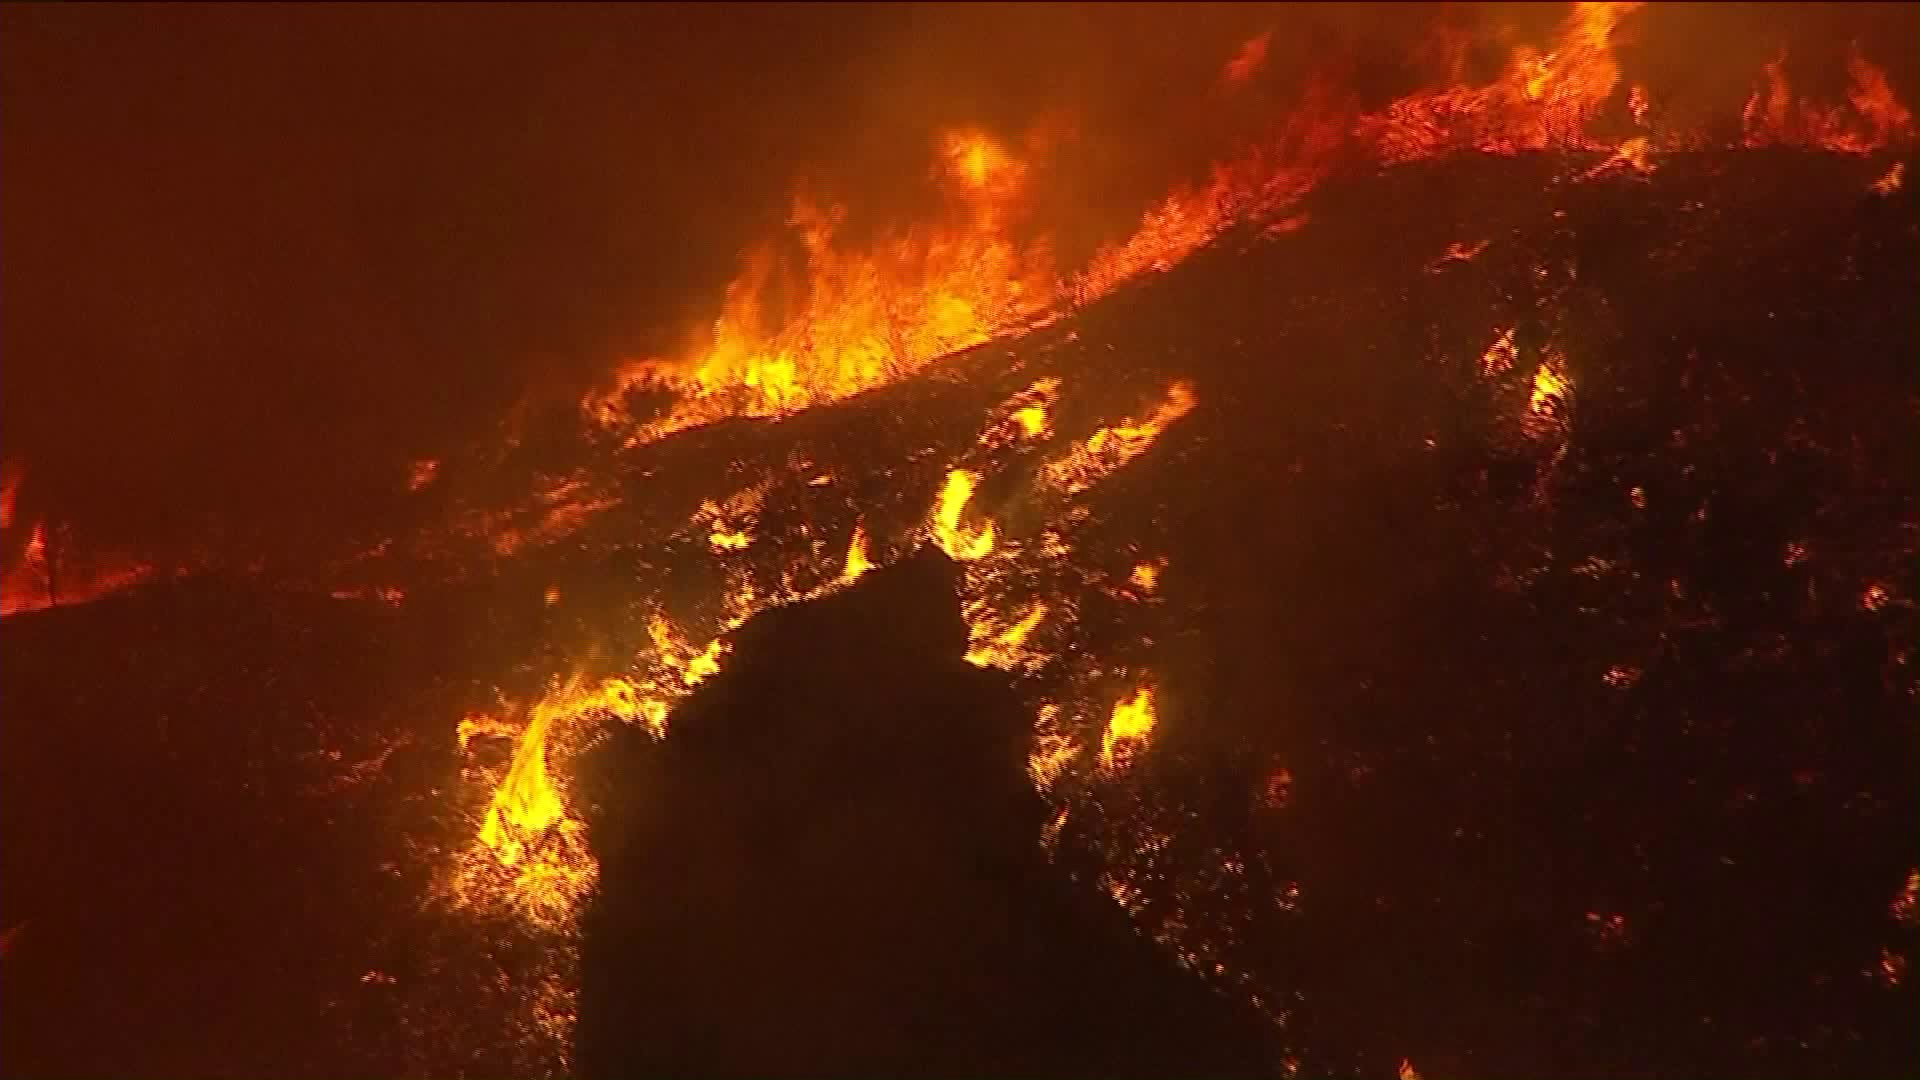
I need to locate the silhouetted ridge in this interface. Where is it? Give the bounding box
[576,547,1273,1078]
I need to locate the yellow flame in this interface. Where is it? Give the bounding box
[929,468,997,561]
[1530,361,1570,414]
[964,603,1047,669]
[1041,382,1197,496]
[1481,327,1518,376]
[1013,404,1049,437]
[1584,134,1655,178]
[942,129,1022,194]
[1101,686,1157,767]
[708,527,752,552]
[474,676,647,871]
[681,638,727,687]
[1130,561,1163,592]
[843,523,875,581]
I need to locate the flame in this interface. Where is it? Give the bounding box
[423,9,1920,1062]
[582,1,1906,469]
[1583,134,1655,178]
[1,524,157,617]
[929,468,998,561]
[1101,686,1158,768]
[843,523,875,581]
[1530,360,1571,415]
[591,128,1052,444]
[1428,239,1492,272]
[1360,2,1640,163]
[1895,869,1919,927]
[1040,381,1198,496]
[463,675,661,931]
[1014,404,1049,437]
[1744,48,1917,153]
[942,128,1025,198]
[1481,327,1519,376]
[964,603,1047,670]
[1130,560,1164,593]
[1873,161,1905,195]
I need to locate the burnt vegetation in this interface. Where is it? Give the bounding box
[1,142,1915,1079]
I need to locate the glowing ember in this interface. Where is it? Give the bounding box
[1040,382,1198,496]
[1894,870,1919,927]
[1480,327,1519,376]
[963,603,1048,670]
[407,458,440,492]
[1130,560,1164,593]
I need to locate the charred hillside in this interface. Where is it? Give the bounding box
[576,549,1275,1079]
[1,144,1915,1080]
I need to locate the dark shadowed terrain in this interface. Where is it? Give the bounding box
[576,548,1274,1078]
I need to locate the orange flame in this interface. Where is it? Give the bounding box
[1744,48,1917,153]
[1360,2,1640,163]
[437,10,1920,1059]
[583,1,1909,467]
[592,128,1052,444]
[1040,382,1198,496]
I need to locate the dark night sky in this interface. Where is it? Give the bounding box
[2,2,1912,556]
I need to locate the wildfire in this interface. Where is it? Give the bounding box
[928,468,998,561]
[942,127,1025,199]
[3,461,161,617]
[1359,1,1640,163]
[462,675,657,926]
[581,0,1907,471]
[1130,560,1164,593]
[1102,686,1158,768]
[1744,48,1918,153]
[842,523,875,581]
[418,5,1918,1067]
[1040,382,1198,496]
[964,603,1048,671]
[590,128,1052,445]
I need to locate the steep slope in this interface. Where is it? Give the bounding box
[1,145,1913,1079]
